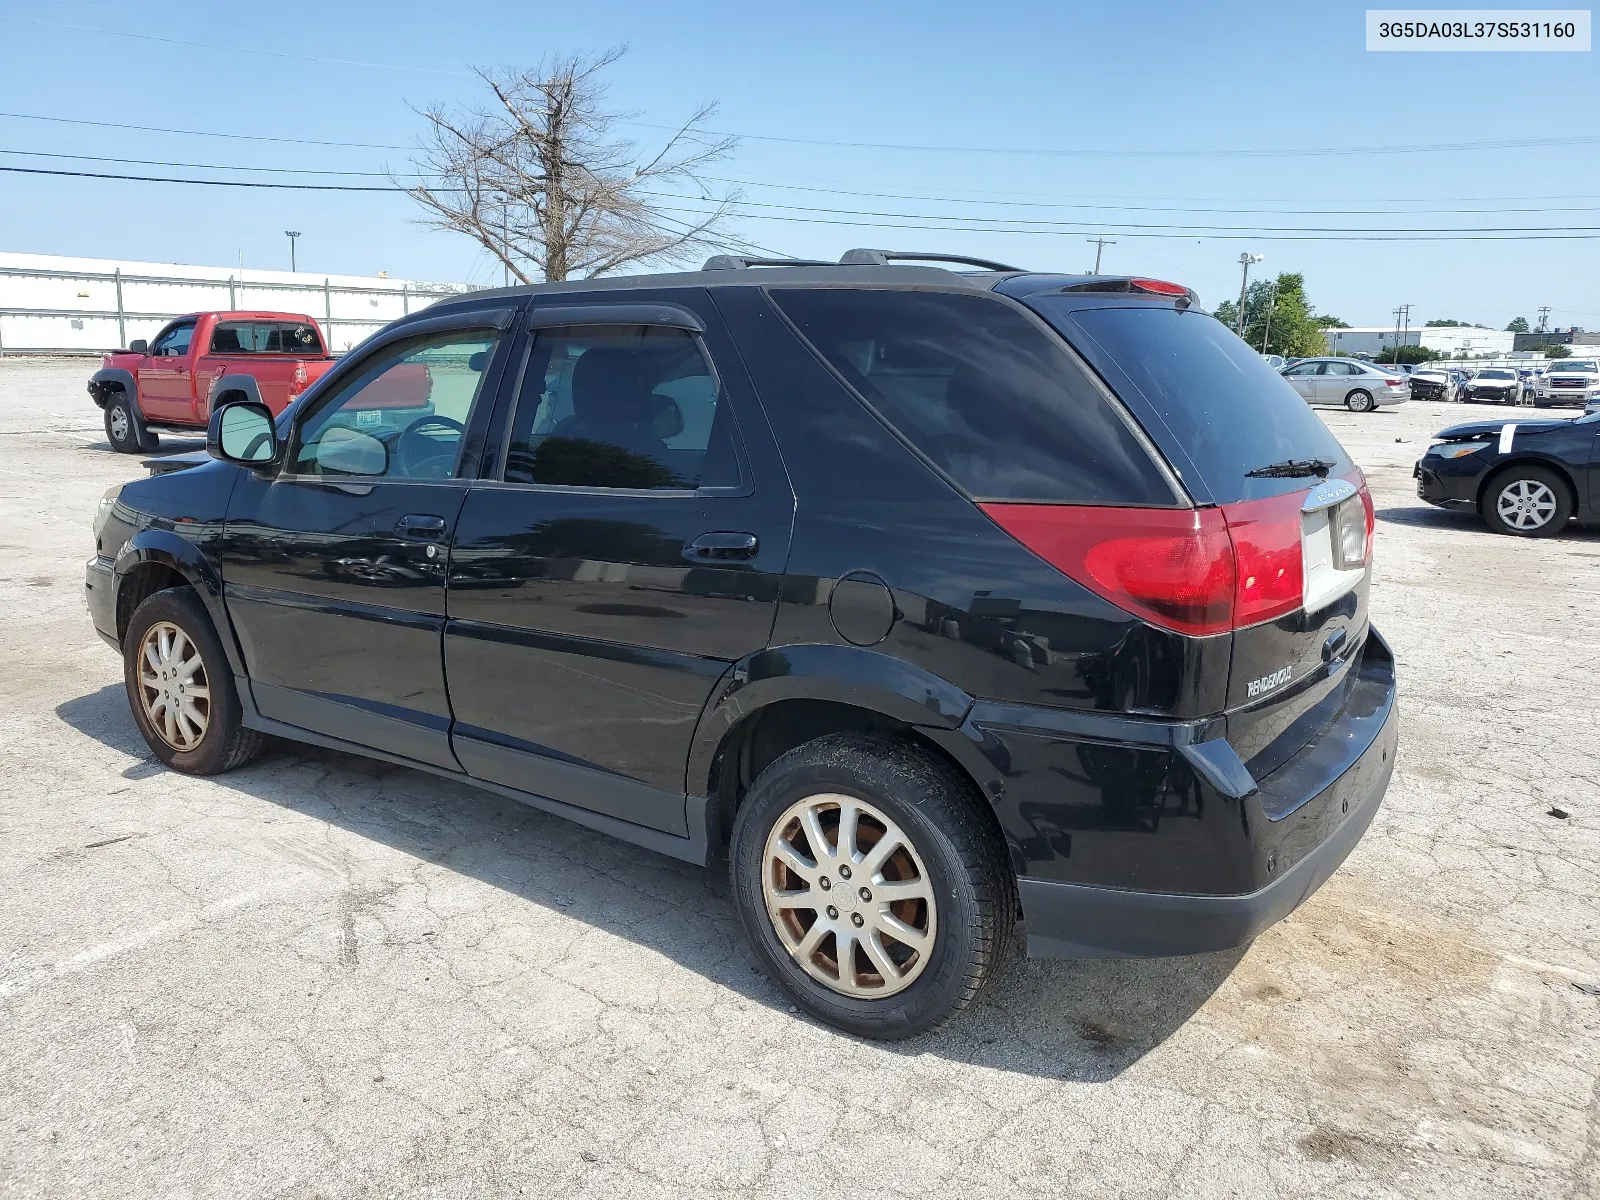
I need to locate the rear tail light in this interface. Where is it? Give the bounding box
[1384,377,1404,387]
[982,481,1371,637]
[289,363,310,397]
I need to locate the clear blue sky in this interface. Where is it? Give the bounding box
[1,0,1596,329]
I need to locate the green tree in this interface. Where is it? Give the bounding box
[1314,315,1350,329]
[1425,318,1470,327]
[1546,344,1572,359]
[1374,345,1442,365]
[1505,317,1530,333]
[1215,273,1330,357]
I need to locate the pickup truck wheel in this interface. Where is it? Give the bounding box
[123,587,265,774]
[104,395,140,453]
[730,732,1015,1040]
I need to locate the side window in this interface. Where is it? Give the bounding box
[1327,362,1359,376]
[502,324,740,490]
[1282,363,1317,377]
[769,289,1175,504]
[289,328,499,480]
[151,321,196,358]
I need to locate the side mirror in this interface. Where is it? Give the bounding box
[129,339,149,355]
[208,401,280,467]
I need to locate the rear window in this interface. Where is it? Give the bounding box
[1033,302,1348,502]
[210,321,323,355]
[767,288,1176,504]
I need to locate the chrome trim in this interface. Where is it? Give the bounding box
[1301,478,1357,513]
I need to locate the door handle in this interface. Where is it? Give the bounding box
[395,513,448,539]
[683,531,758,561]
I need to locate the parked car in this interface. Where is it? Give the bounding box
[1448,369,1472,400]
[1416,411,1600,536]
[1261,353,1286,370]
[1279,357,1411,412]
[85,252,1398,1039]
[1461,367,1524,404]
[1536,358,1600,408]
[87,311,336,453]
[1408,368,1454,401]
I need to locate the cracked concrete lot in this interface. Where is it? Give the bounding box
[1,357,1596,1199]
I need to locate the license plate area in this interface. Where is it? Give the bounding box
[1301,484,1366,614]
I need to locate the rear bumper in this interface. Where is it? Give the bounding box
[84,555,120,651]
[1014,630,1398,959]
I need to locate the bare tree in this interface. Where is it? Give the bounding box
[399,49,743,283]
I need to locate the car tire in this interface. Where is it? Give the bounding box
[1345,389,1375,413]
[123,587,266,774]
[103,393,155,453]
[1480,465,1573,538]
[729,731,1016,1041]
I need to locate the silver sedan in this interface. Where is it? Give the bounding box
[1280,357,1411,413]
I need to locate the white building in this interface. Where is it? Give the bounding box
[1321,325,1515,358]
[0,251,476,355]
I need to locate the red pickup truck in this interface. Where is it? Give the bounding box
[88,311,338,453]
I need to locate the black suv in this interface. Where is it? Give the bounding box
[86,251,1398,1039]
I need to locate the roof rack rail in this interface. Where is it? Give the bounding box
[838,248,1023,272]
[701,254,836,271]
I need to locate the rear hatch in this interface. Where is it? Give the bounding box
[1011,287,1375,799]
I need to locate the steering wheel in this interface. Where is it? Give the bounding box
[393,414,466,478]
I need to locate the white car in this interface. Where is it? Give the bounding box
[1537,358,1600,408]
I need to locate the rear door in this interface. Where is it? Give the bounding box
[1022,299,1373,779]
[444,290,793,835]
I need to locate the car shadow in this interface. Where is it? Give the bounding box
[1377,505,1600,541]
[84,435,207,455]
[54,683,1244,1082]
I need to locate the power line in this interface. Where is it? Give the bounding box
[12,164,1600,241]
[0,110,408,150]
[0,148,426,178]
[630,120,1600,160]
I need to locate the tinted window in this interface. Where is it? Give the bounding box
[1042,304,1348,502]
[1282,362,1320,376]
[150,321,195,358]
[502,325,739,490]
[290,329,498,480]
[769,289,1174,504]
[1326,362,1361,376]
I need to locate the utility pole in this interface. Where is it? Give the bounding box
[1259,278,1280,353]
[1086,236,1116,275]
[1235,252,1263,336]
[284,230,301,273]
[1397,303,1412,361]
[1537,305,1551,333]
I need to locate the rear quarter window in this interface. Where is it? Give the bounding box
[767,288,1177,505]
[1034,303,1350,502]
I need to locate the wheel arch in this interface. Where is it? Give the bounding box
[207,373,264,414]
[688,645,1020,874]
[113,533,243,675]
[88,367,137,408]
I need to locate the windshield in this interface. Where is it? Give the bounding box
[1552,361,1598,373]
[1478,370,1514,380]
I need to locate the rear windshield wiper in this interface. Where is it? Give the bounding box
[1245,457,1335,479]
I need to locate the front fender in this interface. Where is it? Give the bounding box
[113,531,243,676]
[685,643,975,798]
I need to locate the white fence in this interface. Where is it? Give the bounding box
[0,252,479,355]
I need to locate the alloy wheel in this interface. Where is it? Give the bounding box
[108,404,129,442]
[137,620,211,750]
[1496,479,1558,531]
[762,792,937,999]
